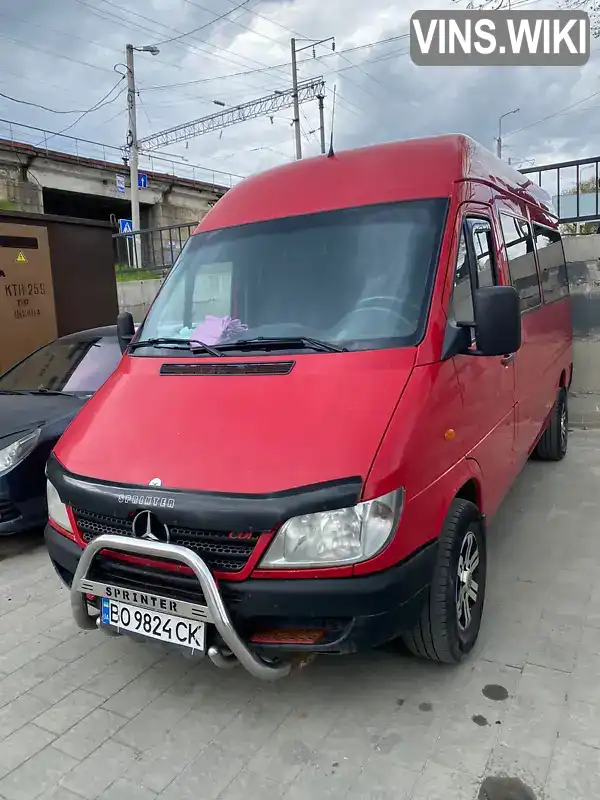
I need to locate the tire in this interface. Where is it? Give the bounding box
[403,499,486,664]
[534,388,568,461]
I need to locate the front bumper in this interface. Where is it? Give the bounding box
[46,524,436,676]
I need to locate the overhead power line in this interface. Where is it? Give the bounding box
[70,0,288,81]
[0,68,76,97]
[181,0,289,47]
[37,77,127,145]
[142,33,410,93]
[138,78,325,150]
[0,79,124,115]
[0,33,115,74]
[506,88,600,137]
[152,0,253,46]
[184,0,305,40]
[0,9,181,72]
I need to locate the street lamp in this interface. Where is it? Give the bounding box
[126,43,160,267]
[497,108,519,160]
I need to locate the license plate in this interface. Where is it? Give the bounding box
[101,598,206,651]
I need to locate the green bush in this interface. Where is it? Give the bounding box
[115,267,165,282]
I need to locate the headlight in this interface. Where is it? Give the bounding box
[47,480,73,534]
[0,429,41,477]
[260,488,404,568]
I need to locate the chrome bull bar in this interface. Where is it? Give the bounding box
[70,534,291,681]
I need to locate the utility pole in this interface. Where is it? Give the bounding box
[290,38,302,161]
[125,44,140,266]
[497,107,519,160]
[290,36,334,160]
[125,43,160,267]
[317,93,326,155]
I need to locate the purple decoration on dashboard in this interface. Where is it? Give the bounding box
[190,316,248,345]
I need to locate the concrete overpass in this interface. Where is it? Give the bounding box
[0,138,229,230]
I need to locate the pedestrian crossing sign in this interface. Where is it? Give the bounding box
[119,218,133,236]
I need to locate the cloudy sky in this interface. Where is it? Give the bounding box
[1,0,598,187]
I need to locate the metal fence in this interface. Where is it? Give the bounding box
[521,156,600,224]
[114,221,196,278]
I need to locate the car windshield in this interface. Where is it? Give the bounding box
[136,199,448,354]
[0,335,122,394]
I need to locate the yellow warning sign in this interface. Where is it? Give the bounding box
[16,251,27,264]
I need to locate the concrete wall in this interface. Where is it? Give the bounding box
[563,234,600,426]
[117,278,163,323]
[0,161,43,213]
[117,271,231,323]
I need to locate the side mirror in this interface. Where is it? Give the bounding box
[473,285,521,357]
[116,311,135,354]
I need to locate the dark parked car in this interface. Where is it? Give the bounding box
[0,326,122,535]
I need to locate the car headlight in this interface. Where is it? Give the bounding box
[0,429,41,477]
[47,480,73,534]
[260,488,404,568]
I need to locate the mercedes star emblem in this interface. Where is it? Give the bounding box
[131,510,170,543]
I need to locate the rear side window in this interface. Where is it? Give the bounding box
[532,224,569,304]
[500,214,541,312]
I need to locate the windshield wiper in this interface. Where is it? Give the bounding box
[128,337,223,357]
[218,336,347,354]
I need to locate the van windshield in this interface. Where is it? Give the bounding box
[137,198,448,354]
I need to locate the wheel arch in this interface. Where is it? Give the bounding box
[455,478,481,511]
[560,364,573,390]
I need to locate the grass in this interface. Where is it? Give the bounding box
[115,266,166,282]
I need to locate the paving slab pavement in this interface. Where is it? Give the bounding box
[1,429,600,799]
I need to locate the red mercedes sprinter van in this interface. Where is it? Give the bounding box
[45,135,572,679]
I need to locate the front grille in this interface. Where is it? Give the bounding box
[73,507,260,573]
[0,500,19,523]
[88,555,209,604]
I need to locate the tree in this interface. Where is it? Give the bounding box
[568,176,600,194]
[561,221,599,234]
[451,0,600,34]
[560,176,600,234]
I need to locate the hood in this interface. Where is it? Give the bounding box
[53,349,416,495]
[0,393,85,443]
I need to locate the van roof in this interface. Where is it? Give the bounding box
[195,134,554,234]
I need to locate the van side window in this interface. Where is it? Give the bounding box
[499,214,541,312]
[449,218,497,333]
[468,220,496,289]
[450,228,474,326]
[532,224,569,304]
